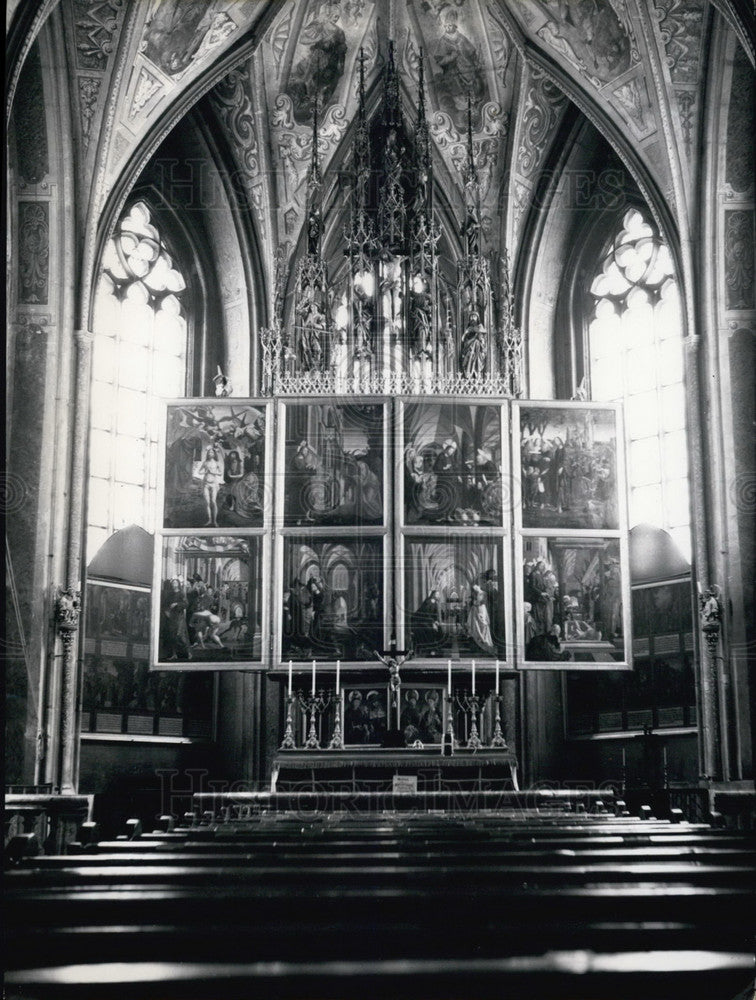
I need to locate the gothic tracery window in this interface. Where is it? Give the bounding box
[587,208,691,561]
[87,201,188,559]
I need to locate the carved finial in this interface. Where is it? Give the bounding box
[212,366,232,397]
[384,39,401,129]
[55,587,81,653]
[305,102,323,255]
[357,45,367,106]
[417,48,426,126]
[699,584,723,659]
[571,375,588,401]
[466,91,476,180]
[699,585,723,631]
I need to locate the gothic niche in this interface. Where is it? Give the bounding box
[261,42,522,397]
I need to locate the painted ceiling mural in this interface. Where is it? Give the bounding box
[53,0,730,299]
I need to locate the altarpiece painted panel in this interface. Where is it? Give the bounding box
[400,400,505,527]
[280,400,387,527]
[162,401,269,529]
[280,535,385,663]
[153,535,264,668]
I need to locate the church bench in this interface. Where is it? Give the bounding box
[65,827,756,857]
[7,907,754,974]
[7,882,753,956]
[4,793,94,855]
[6,951,755,1000]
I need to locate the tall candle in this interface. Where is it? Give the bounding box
[335,659,340,693]
[311,659,316,696]
[495,659,500,696]
[288,660,293,697]
[447,659,452,694]
[472,659,476,695]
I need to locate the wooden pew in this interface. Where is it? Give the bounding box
[6,809,755,1000]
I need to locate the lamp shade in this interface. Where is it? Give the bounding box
[629,523,690,585]
[87,525,153,587]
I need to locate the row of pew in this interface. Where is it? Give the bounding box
[5,796,756,999]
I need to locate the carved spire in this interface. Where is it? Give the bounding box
[414,49,432,217]
[305,104,323,255]
[457,91,492,383]
[293,102,332,374]
[347,48,378,363]
[462,92,481,259]
[383,39,402,131]
[347,47,375,276]
[497,249,523,397]
[377,41,407,253]
[409,48,438,365]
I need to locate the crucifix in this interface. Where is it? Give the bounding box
[375,640,412,730]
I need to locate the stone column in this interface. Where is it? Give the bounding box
[56,328,93,794]
[698,586,726,782]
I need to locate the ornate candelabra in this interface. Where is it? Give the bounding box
[297,690,332,750]
[279,694,298,750]
[444,689,457,754]
[456,690,484,750]
[489,693,509,749]
[328,690,344,750]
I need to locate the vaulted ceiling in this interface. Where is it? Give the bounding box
[9,0,754,307]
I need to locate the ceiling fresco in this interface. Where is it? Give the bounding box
[44,0,739,302]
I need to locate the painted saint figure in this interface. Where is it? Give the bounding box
[199,445,224,526]
[411,589,443,654]
[433,8,488,126]
[467,584,496,655]
[287,1,347,124]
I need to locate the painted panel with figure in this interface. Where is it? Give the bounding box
[281,401,386,526]
[516,403,622,531]
[398,684,446,747]
[142,0,237,79]
[401,400,504,526]
[343,685,389,746]
[519,535,630,667]
[411,2,492,129]
[281,536,384,662]
[162,401,268,529]
[154,535,264,668]
[403,536,506,661]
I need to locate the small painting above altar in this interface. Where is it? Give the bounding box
[162,401,268,529]
[153,535,263,667]
[282,535,384,662]
[403,537,506,660]
[343,685,390,746]
[399,684,445,747]
[518,535,630,668]
[402,401,504,526]
[515,403,622,531]
[281,401,386,527]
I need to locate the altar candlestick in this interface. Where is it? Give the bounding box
[311,659,316,696]
[472,659,476,695]
[447,659,452,693]
[288,660,293,697]
[495,659,500,695]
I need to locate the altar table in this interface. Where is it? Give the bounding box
[270,749,519,793]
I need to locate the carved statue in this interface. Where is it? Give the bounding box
[460,310,487,380]
[699,585,722,630]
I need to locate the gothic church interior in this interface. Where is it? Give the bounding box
[5,0,756,996]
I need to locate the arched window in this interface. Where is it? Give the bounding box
[87,201,188,559]
[587,208,691,561]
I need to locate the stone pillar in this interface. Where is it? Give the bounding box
[56,328,93,793]
[684,336,723,781]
